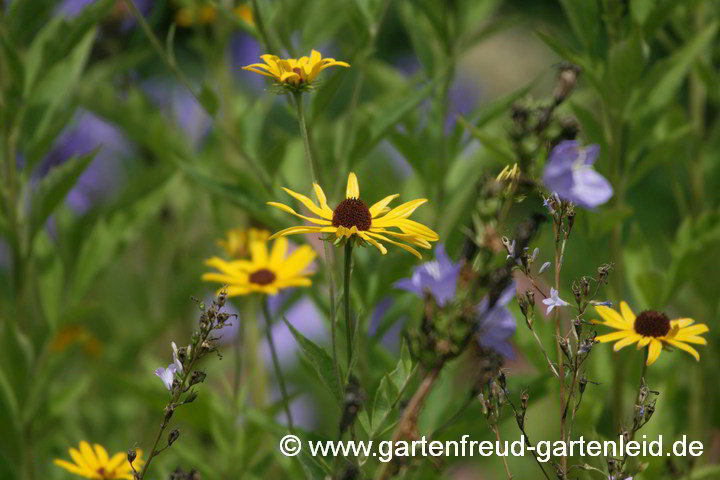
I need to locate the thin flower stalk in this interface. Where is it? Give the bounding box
[261,298,294,431]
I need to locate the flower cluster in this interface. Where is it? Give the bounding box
[243,50,349,91]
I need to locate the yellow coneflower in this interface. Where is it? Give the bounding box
[267,172,439,258]
[216,227,270,259]
[242,50,349,88]
[203,237,315,296]
[592,302,709,365]
[53,441,142,480]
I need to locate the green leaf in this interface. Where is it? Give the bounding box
[282,317,343,403]
[34,232,65,329]
[635,21,718,117]
[558,0,601,53]
[350,78,438,163]
[198,83,219,117]
[28,150,96,242]
[370,342,414,437]
[298,451,331,480]
[606,30,645,104]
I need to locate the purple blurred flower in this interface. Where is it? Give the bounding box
[543,141,613,208]
[142,80,212,149]
[394,244,463,307]
[542,287,570,314]
[228,33,264,89]
[539,261,551,274]
[155,363,178,391]
[56,0,151,30]
[37,110,133,214]
[475,282,517,359]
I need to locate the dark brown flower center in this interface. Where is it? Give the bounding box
[332,198,372,231]
[634,310,670,337]
[249,269,276,285]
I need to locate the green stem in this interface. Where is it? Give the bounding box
[122,0,271,191]
[553,223,567,475]
[292,91,343,392]
[261,298,294,431]
[344,242,354,371]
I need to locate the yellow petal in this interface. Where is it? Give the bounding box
[646,339,663,365]
[312,183,334,217]
[372,199,428,224]
[664,339,700,361]
[69,448,92,471]
[274,277,313,288]
[279,188,331,219]
[268,225,333,240]
[389,218,439,241]
[53,459,90,476]
[79,441,99,470]
[202,272,246,284]
[269,237,288,269]
[358,232,387,255]
[267,202,331,225]
[227,285,251,297]
[346,172,360,199]
[364,231,422,258]
[670,318,695,329]
[613,333,641,351]
[678,324,709,336]
[637,336,652,348]
[250,241,268,266]
[595,331,632,343]
[93,444,109,465]
[592,305,631,330]
[619,301,636,324]
[277,245,316,279]
[242,66,278,79]
[105,452,127,472]
[672,335,707,345]
[368,194,399,218]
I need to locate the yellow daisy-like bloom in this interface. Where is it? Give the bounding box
[242,49,350,87]
[53,441,143,479]
[267,173,439,258]
[203,237,316,296]
[217,227,270,258]
[592,302,709,366]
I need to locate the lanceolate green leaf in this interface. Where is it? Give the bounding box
[28,150,96,243]
[283,317,343,403]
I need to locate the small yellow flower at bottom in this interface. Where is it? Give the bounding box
[592,301,709,366]
[53,441,143,479]
[203,237,316,296]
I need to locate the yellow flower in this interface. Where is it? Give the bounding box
[203,237,315,296]
[233,4,253,25]
[267,173,439,258]
[242,50,350,87]
[217,227,270,258]
[53,441,143,480]
[592,302,709,365]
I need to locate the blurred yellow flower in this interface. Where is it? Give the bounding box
[242,50,349,88]
[268,173,439,258]
[217,227,270,258]
[53,441,142,480]
[203,237,315,296]
[51,325,103,357]
[592,301,709,365]
[175,2,253,27]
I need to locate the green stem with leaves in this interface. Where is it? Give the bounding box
[292,91,343,392]
[123,0,271,191]
[261,298,294,432]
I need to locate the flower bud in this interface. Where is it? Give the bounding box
[127,449,137,464]
[168,429,180,446]
[189,371,206,386]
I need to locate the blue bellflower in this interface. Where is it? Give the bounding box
[393,244,464,307]
[543,141,613,208]
[475,282,517,359]
[394,245,517,358]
